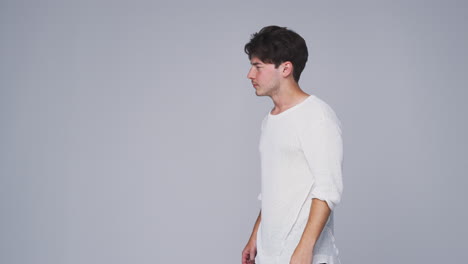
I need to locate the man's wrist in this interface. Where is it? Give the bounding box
[297,239,315,252]
[249,234,257,243]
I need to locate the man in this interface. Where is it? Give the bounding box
[241,26,344,264]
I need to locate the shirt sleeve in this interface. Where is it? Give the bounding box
[298,117,343,211]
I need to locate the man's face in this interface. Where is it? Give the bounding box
[247,57,281,96]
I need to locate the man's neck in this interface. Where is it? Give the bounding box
[269,83,310,115]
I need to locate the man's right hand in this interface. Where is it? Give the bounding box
[241,238,257,264]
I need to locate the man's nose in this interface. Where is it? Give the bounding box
[247,69,255,80]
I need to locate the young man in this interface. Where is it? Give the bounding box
[241,26,344,264]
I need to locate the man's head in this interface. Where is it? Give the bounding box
[244,25,308,83]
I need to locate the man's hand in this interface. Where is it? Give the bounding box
[242,210,261,264]
[241,238,257,264]
[289,244,313,264]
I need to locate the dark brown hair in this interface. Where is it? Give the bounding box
[244,25,308,82]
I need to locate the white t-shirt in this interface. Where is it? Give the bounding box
[255,94,343,264]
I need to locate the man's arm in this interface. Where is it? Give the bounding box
[291,117,343,264]
[242,210,261,264]
[250,209,262,242]
[289,199,330,264]
[298,199,330,251]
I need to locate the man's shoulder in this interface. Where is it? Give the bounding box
[301,95,338,119]
[298,95,342,128]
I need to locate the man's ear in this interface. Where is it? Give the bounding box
[280,61,294,79]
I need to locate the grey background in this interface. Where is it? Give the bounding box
[1,0,467,263]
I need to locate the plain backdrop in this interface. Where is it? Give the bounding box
[1,0,467,263]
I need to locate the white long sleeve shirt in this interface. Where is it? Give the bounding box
[255,94,343,264]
